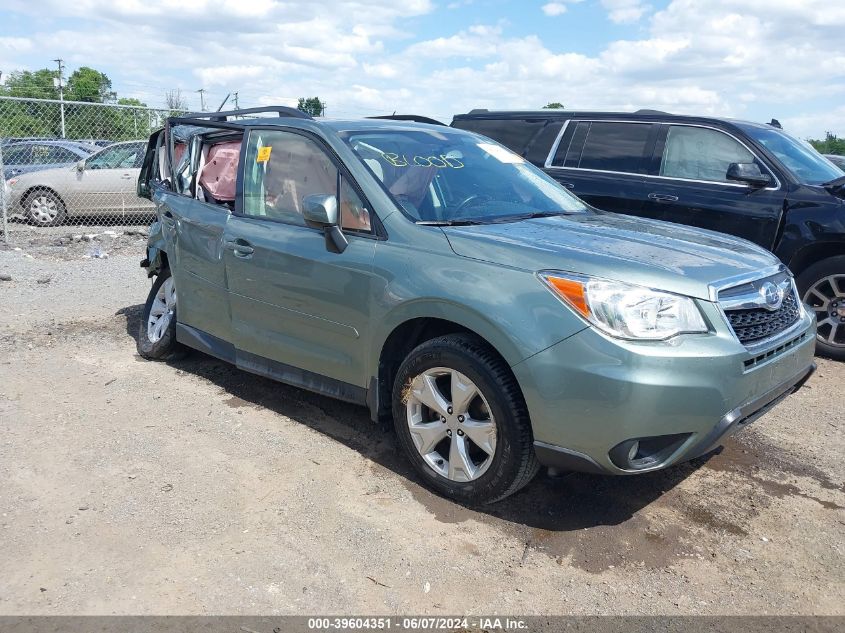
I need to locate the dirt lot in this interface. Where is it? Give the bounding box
[1,231,843,615]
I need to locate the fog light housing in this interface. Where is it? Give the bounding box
[609,434,691,470]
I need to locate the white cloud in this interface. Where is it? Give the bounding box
[0,0,843,137]
[601,0,650,24]
[783,105,845,140]
[542,3,569,16]
[0,37,33,53]
[541,1,584,17]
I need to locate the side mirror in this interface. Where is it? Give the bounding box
[302,193,348,254]
[726,162,771,188]
[76,159,86,172]
[302,193,338,227]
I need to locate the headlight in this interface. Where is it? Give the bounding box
[539,272,708,340]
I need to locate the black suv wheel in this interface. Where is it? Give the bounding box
[798,256,845,361]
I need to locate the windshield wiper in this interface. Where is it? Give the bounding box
[487,210,577,223]
[415,219,485,226]
[822,175,845,190]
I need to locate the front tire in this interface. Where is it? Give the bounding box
[137,269,183,360]
[797,256,845,361]
[25,189,67,227]
[392,334,539,504]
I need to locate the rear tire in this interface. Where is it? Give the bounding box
[137,269,184,361]
[25,189,67,227]
[797,256,845,361]
[392,333,539,504]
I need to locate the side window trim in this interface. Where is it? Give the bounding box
[544,119,571,168]
[545,119,782,190]
[652,123,781,190]
[236,126,383,239]
[553,120,653,174]
[546,119,654,174]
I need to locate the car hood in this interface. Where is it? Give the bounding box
[442,211,780,301]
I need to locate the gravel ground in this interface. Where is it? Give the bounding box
[0,230,843,615]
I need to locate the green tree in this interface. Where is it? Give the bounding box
[66,67,116,103]
[0,69,60,99]
[808,132,845,156]
[542,102,564,109]
[297,96,325,117]
[0,70,63,137]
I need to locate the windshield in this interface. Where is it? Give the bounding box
[340,129,588,223]
[741,125,843,185]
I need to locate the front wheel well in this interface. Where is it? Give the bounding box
[372,317,510,423]
[788,242,845,277]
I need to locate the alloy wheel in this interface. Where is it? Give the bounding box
[803,274,845,348]
[147,277,176,343]
[405,367,497,482]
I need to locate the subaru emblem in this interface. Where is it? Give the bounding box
[759,282,784,310]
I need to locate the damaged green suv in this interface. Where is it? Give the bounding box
[137,107,816,504]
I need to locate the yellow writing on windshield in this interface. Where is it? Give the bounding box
[381,152,464,169]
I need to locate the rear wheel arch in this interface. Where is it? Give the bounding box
[145,248,169,278]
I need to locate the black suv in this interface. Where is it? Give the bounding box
[452,110,845,359]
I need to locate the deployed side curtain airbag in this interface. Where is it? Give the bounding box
[199,141,241,202]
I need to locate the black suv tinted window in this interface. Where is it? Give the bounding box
[454,119,546,156]
[553,121,651,173]
[659,125,756,183]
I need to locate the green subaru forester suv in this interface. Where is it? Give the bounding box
[136,107,816,504]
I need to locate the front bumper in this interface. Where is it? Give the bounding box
[513,309,816,475]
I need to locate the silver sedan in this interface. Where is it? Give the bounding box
[3,140,154,226]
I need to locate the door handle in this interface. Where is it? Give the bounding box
[225,239,254,257]
[560,182,575,189]
[120,174,133,179]
[648,193,679,202]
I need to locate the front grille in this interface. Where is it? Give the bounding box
[725,291,801,345]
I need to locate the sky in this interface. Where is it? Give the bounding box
[0,0,843,139]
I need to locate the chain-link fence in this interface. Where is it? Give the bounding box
[1,96,183,242]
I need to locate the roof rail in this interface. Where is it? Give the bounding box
[468,109,489,114]
[634,109,671,115]
[367,114,446,126]
[171,106,312,122]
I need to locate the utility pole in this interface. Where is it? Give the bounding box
[54,58,66,138]
[233,92,239,110]
[196,88,206,111]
